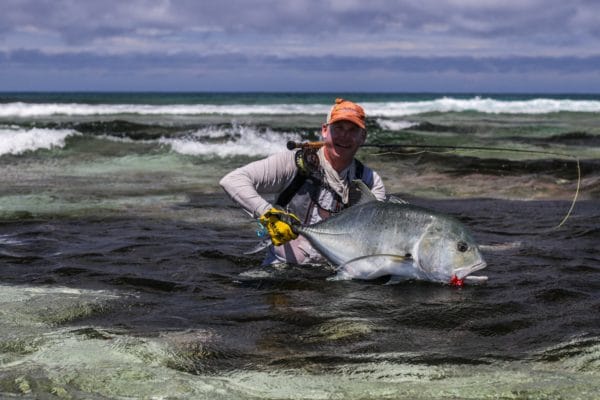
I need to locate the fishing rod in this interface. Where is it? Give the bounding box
[287,141,324,150]
[285,140,581,229]
[288,140,573,158]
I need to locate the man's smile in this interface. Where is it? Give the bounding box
[333,141,352,149]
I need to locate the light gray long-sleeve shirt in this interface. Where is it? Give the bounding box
[219,150,386,264]
[220,150,385,218]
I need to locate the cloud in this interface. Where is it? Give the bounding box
[2,0,600,52]
[3,48,599,75]
[1,1,600,91]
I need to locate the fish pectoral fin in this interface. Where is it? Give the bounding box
[243,239,271,255]
[335,254,414,281]
[385,275,411,285]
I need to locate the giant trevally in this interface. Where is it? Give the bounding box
[296,181,487,286]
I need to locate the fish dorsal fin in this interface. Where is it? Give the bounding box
[349,179,378,205]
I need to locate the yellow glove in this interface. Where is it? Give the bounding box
[259,208,301,246]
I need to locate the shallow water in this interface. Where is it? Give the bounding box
[1,93,599,398]
[1,196,598,399]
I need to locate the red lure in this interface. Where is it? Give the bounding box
[450,275,464,287]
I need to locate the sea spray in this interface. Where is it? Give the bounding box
[0,127,77,156]
[159,125,301,157]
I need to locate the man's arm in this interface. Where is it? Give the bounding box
[219,151,298,218]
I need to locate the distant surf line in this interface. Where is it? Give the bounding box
[2,96,600,117]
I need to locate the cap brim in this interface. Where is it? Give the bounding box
[328,115,366,130]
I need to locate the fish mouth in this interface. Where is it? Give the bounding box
[453,261,487,279]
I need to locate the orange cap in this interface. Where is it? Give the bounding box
[327,98,366,129]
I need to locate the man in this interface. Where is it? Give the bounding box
[219,98,386,265]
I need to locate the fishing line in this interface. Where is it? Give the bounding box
[556,157,580,229]
[372,149,455,157]
[286,141,581,229]
[362,142,581,230]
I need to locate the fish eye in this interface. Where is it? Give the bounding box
[457,241,469,252]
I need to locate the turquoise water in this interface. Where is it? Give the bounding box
[0,93,599,399]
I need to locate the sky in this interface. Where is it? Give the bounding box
[1,0,600,92]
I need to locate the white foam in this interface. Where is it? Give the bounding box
[376,119,419,130]
[366,97,600,116]
[1,97,600,118]
[0,284,120,305]
[0,102,325,117]
[0,127,77,156]
[160,125,302,157]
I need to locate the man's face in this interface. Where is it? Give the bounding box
[322,120,366,165]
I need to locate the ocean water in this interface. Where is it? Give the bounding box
[0,92,599,399]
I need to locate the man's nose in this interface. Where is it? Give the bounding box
[335,129,361,143]
[334,127,354,137]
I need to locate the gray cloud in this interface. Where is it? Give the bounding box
[3,48,599,75]
[2,1,600,91]
[2,0,600,49]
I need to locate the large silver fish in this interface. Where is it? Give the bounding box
[297,182,488,285]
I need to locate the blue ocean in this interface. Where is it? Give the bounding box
[1,92,599,399]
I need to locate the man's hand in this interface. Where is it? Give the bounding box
[259,208,300,246]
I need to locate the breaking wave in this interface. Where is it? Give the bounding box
[2,97,600,118]
[0,102,325,118]
[367,97,600,116]
[159,125,301,157]
[0,127,77,156]
[376,119,419,130]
